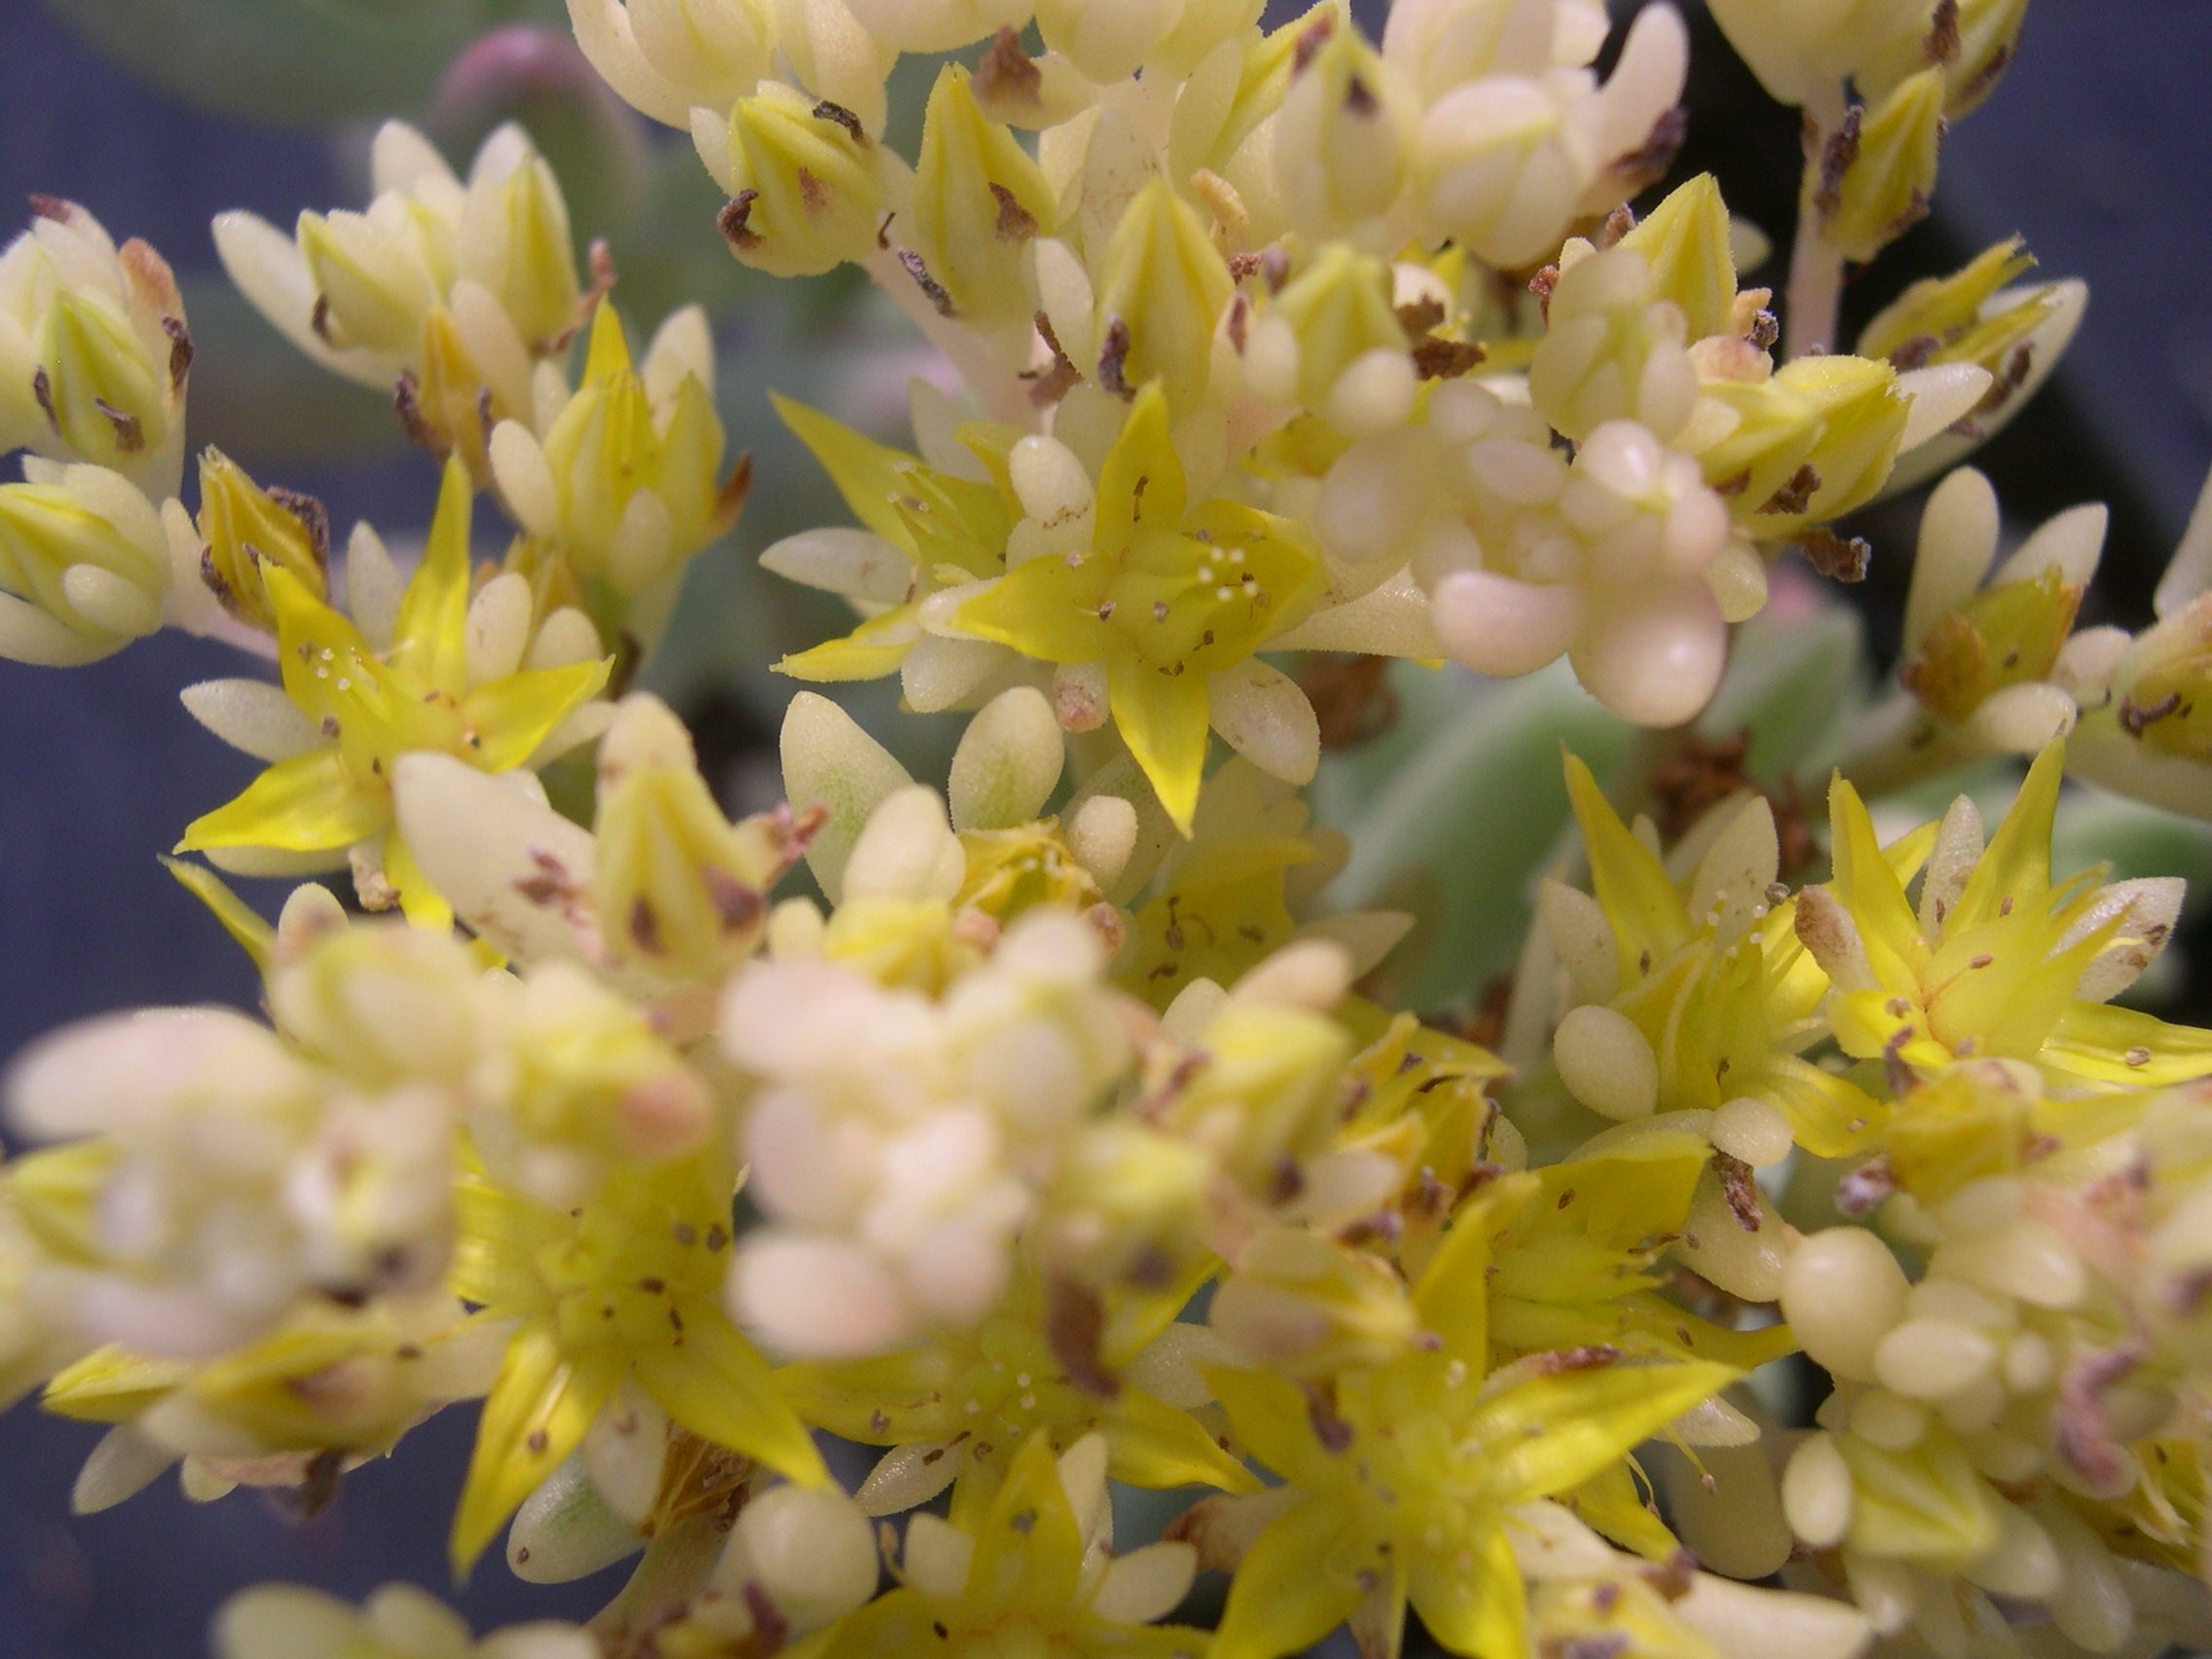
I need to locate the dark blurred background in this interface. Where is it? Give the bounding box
[3,0,2211,1653]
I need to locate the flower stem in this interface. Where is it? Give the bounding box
[1784,83,1851,361]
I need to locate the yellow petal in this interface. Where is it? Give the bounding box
[45,1346,192,1422]
[1109,1386,1263,1493]
[1212,1493,1375,1659]
[1947,742,2063,932]
[1204,1364,1335,1490]
[176,747,387,854]
[1110,653,1209,835]
[1412,1172,1537,1355]
[1565,1458,1681,1563]
[2044,1002,2212,1087]
[952,562,1116,665]
[384,828,455,934]
[1761,1053,1885,1157]
[581,297,636,387]
[1407,1520,1525,1659]
[976,1431,1086,1605]
[1825,775,1925,986]
[391,458,477,698]
[775,1351,959,1443]
[1563,752,1687,984]
[450,1323,622,1577]
[772,392,922,549]
[777,608,923,682]
[159,857,275,977]
[1095,384,1187,560]
[1475,1360,1739,1502]
[461,656,611,769]
[632,1301,829,1488]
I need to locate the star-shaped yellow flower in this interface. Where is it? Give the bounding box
[952,385,1325,832]
[177,459,608,928]
[1556,753,1883,1155]
[446,1146,825,1575]
[815,1431,1210,1659]
[1206,1181,1736,1659]
[776,1266,1253,1523]
[1801,742,2212,1090]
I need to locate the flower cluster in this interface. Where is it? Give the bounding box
[6,1,2212,1657]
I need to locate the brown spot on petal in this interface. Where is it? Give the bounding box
[897,247,957,317]
[1714,1152,1761,1232]
[1045,1275,1120,1400]
[810,99,866,142]
[1797,528,1870,583]
[974,28,1042,112]
[718,191,762,253]
[1097,315,1134,399]
[989,182,1037,243]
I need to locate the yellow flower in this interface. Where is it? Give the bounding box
[446,1145,825,1575]
[189,448,330,635]
[44,1293,498,1506]
[763,391,1013,684]
[1550,754,1879,1156]
[1205,1183,1737,1659]
[0,461,170,667]
[1090,181,1235,411]
[0,198,191,496]
[953,385,1325,832]
[814,1431,1210,1659]
[907,65,1055,323]
[776,1267,1253,1520]
[1799,744,2212,1090]
[1809,69,1945,265]
[176,459,609,928]
[593,692,811,982]
[492,302,745,607]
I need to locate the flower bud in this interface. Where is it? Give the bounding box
[570,0,777,129]
[1382,0,1574,102]
[1161,997,1352,1197]
[595,694,813,979]
[1860,0,2028,117]
[1904,565,2083,728]
[217,122,578,423]
[1616,172,1739,343]
[1859,238,2056,382]
[493,303,741,599]
[1211,1228,1418,1376]
[1030,0,1176,83]
[1411,74,1582,271]
[1529,243,1696,444]
[1706,0,1929,108]
[705,80,900,278]
[0,462,169,666]
[1693,352,1908,537]
[1272,16,1408,241]
[189,450,330,634]
[296,206,438,359]
[839,0,1029,55]
[0,200,191,496]
[458,127,584,351]
[1092,180,1236,409]
[907,66,1056,323]
[1240,245,1415,437]
[267,921,486,1088]
[479,964,714,1205]
[2108,598,2212,763]
[1811,68,1945,265]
